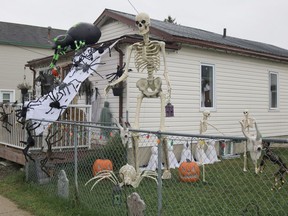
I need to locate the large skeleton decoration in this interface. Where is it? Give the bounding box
[240,109,261,173]
[105,13,172,179]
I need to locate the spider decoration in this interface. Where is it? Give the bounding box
[106,63,131,83]
[20,121,42,162]
[15,99,42,129]
[70,55,105,79]
[56,79,82,96]
[40,127,64,177]
[44,91,68,115]
[0,103,13,133]
[49,22,101,68]
[85,164,157,190]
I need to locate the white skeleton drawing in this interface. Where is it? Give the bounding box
[105,12,172,179]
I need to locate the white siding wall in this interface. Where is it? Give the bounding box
[102,44,288,138]
[98,21,137,42]
[36,20,288,138]
[0,44,53,102]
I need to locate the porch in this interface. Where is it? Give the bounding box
[0,104,93,165]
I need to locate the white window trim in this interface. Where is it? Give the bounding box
[268,71,279,110]
[200,63,216,111]
[0,89,15,103]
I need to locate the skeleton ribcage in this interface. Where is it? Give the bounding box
[134,42,161,73]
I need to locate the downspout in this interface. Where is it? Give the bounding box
[114,44,124,124]
[29,66,37,97]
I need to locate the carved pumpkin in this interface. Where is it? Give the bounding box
[93,159,113,176]
[178,160,200,182]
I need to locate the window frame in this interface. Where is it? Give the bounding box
[200,63,216,110]
[0,89,15,103]
[269,71,279,110]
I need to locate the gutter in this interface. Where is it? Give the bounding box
[114,44,125,124]
[28,66,37,97]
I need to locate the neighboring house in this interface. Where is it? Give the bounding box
[26,8,288,138]
[0,21,66,103]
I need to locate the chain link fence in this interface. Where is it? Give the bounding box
[10,119,288,215]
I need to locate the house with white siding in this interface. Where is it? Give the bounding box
[26,8,288,139]
[0,22,65,103]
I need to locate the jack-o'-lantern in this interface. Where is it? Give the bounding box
[93,159,113,176]
[178,160,200,182]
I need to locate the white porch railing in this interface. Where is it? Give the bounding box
[0,104,92,150]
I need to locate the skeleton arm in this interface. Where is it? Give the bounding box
[104,45,133,96]
[159,41,171,102]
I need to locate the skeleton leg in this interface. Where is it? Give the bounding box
[161,137,171,179]
[243,141,247,172]
[133,93,144,130]
[131,133,140,174]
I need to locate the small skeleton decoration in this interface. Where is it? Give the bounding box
[105,12,172,179]
[197,110,212,182]
[197,110,223,182]
[239,121,263,174]
[240,110,258,172]
[241,109,255,134]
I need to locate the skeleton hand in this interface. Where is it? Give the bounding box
[104,84,112,96]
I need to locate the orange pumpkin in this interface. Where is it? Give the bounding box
[178,161,200,182]
[92,159,113,176]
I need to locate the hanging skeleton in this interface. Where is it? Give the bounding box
[104,12,172,179]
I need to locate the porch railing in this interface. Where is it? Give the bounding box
[0,104,92,150]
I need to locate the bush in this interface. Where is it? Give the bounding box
[103,133,127,171]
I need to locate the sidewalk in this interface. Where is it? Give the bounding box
[0,195,33,216]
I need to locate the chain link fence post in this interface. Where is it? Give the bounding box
[157,131,162,216]
[73,124,79,205]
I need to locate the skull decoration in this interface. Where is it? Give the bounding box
[119,164,137,186]
[135,12,150,35]
[243,109,249,116]
[203,110,210,119]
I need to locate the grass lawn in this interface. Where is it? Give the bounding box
[0,147,287,216]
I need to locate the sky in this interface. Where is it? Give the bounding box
[1,0,288,49]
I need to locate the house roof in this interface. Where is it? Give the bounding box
[95,9,288,62]
[0,21,66,49]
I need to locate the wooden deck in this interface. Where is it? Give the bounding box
[0,143,26,165]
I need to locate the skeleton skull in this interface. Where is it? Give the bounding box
[243,109,249,116]
[135,12,150,35]
[203,110,210,119]
[119,164,137,186]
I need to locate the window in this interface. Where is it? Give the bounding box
[269,72,278,109]
[0,90,14,103]
[201,64,215,109]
